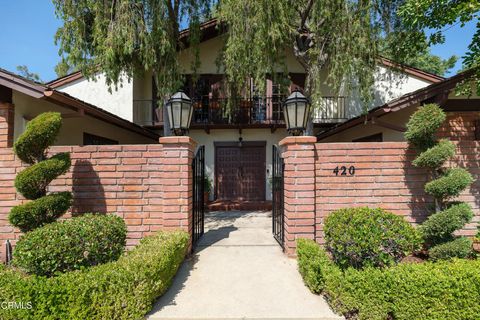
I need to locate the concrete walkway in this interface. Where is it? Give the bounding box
[147,211,342,320]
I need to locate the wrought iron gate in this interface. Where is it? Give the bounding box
[272,145,284,249]
[192,145,205,250]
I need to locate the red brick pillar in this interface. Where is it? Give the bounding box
[0,103,14,148]
[279,136,316,255]
[159,136,197,250]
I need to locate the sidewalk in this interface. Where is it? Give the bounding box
[147,211,343,320]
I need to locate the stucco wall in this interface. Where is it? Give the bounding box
[189,128,288,200]
[12,92,156,145]
[56,73,134,121]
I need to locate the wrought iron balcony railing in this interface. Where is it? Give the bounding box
[133,96,347,127]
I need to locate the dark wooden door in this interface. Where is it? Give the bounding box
[215,142,266,201]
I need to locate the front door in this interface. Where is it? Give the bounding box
[215,142,266,201]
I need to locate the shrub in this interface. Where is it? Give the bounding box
[297,239,480,320]
[13,112,62,164]
[420,203,474,245]
[14,153,71,199]
[424,167,473,199]
[8,192,72,232]
[404,103,446,150]
[412,139,455,168]
[0,231,189,320]
[13,214,127,277]
[429,237,473,261]
[324,207,421,269]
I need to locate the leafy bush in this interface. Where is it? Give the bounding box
[0,231,189,320]
[13,112,62,164]
[420,203,474,245]
[297,239,480,320]
[13,214,127,277]
[8,192,72,232]
[324,207,421,269]
[14,153,71,199]
[412,139,455,168]
[424,167,473,199]
[429,237,473,261]
[405,103,446,150]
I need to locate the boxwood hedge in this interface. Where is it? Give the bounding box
[0,231,189,320]
[297,239,480,320]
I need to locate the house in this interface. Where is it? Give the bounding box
[0,69,158,147]
[42,19,445,208]
[317,69,480,143]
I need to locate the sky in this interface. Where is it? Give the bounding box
[0,1,477,82]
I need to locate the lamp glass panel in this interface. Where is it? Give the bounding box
[180,102,191,128]
[171,101,182,129]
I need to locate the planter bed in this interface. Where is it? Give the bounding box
[297,239,480,320]
[0,231,189,320]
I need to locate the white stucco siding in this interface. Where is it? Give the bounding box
[188,128,288,200]
[56,73,134,122]
[12,92,156,145]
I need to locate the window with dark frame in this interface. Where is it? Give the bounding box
[352,132,383,142]
[83,133,119,145]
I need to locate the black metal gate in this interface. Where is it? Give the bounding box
[272,145,284,249]
[192,145,205,250]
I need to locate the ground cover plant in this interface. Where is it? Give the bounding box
[405,103,474,260]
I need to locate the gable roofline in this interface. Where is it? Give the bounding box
[316,68,476,141]
[0,68,159,141]
[46,18,444,88]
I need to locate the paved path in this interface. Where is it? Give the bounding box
[147,211,342,320]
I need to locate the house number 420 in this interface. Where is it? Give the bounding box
[333,165,355,176]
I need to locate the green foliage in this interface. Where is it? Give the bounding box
[13,112,62,165]
[204,176,212,194]
[14,153,71,200]
[8,192,72,233]
[420,203,474,245]
[0,231,188,320]
[429,237,473,261]
[405,104,446,150]
[16,65,43,83]
[424,167,473,199]
[324,207,421,269]
[412,139,455,168]
[13,214,127,277]
[297,239,480,320]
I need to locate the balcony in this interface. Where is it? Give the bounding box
[133,96,347,128]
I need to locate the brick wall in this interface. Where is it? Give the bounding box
[0,103,14,148]
[0,137,196,262]
[438,111,480,141]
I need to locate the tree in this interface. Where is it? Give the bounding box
[399,0,480,91]
[54,58,76,78]
[16,65,43,83]
[383,49,457,76]
[52,0,212,135]
[405,104,474,260]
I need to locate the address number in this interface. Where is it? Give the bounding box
[333,165,355,176]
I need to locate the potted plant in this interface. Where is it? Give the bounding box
[204,176,212,203]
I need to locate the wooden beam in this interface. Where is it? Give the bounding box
[443,99,480,112]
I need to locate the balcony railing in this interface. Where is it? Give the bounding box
[133,96,347,127]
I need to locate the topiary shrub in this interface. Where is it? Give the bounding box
[9,112,72,233]
[13,214,127,277]
[324,207,421,269]
[429,237,473,261]
[405,104,474,260]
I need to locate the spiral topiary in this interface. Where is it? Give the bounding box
[405,104,474,260]
[8,112,72,233]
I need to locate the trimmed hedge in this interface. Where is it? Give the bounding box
[412,139,455,168]
[429,237,473,261]
[297,239,480,320]
[13,112,62,164]
[424,167,473,199]
[0,231,189,320]
[15,153,71,200]
[13,214,127,277]
[405,103,446,150]
[8,192,72,233]
[324,207,421,269]
[420,202,474,245]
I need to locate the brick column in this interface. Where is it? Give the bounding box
[159,136,197,250]
[0,103,14,148]
[279,136,316,255]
